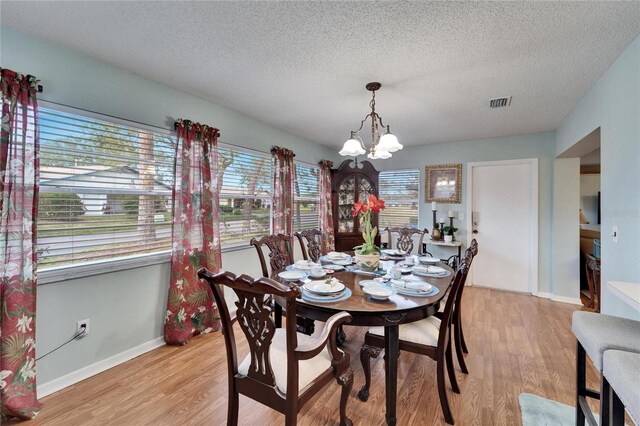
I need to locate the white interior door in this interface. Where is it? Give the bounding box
[469,160,537,293]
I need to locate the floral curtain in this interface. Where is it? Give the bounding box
[271,146,295,235]
[319,160,335,252]
[164,120,222,345]
[0,68,42,420]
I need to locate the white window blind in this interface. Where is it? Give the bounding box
[379,169,420,229]
[217,145,272,246]
[38,107,175,270]
[293,162,320,231]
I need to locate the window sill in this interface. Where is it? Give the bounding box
[37,244,255,285]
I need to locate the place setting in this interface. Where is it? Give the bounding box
[411,264,451,278]
[380,248,406,261]
[300,277,352,303]
[319,251,354,266]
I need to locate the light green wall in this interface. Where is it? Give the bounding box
[1,27,338,387]
[373,132,556,294]
[556,36,640,320]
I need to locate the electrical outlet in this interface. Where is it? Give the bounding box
[457,212,464,221]
[77,319,90,338]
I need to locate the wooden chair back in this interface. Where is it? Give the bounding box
[294,229,322,262]
[197,269,300,401]
[249,234,294,277]
[439,253,472,341]
[384,227,429,255]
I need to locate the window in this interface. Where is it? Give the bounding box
[378,169,420,229]
[38,107,175,271]
[293,162,320,231]
[217,145,273,246]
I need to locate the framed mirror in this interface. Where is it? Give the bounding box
[425,163,462,203]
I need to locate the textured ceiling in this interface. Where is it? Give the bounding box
[2,1,639,148]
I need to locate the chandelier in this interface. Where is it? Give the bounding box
[339,82,402,160]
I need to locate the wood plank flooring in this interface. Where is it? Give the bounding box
[9,287,601,425]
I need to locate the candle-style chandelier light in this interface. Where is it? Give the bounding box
[339,82,403,160]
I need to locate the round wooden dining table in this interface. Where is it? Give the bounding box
[285,259,455,426]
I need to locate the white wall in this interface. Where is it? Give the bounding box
[372,132,556,294]
[552,158,581,299]
[1,27,338,390]
[556,35,640,320]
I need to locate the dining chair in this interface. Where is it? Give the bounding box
[455,239,478,357]
[384,227,429,255]
[294,229,323,263]
[250,233,294,278]
[197,269,354,426]
[250,233,317,335]
[359,254,472,425]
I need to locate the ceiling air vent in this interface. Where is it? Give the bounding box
[489,96,512,108]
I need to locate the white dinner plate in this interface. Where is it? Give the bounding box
[418,256,440,264]
[382,249,405,256]
[278,270,307,282]
[303,280,345,295]
[362,285,397,301]
[333,259,353,266]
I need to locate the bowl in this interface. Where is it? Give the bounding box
[363,285,396,301]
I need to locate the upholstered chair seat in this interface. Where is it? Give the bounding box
[238,329,335,394]
[603,350,640,425]
[369,317,441,347]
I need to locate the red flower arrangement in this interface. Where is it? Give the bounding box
[352,194,386,255]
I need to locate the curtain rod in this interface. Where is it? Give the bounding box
[173,120,220,138]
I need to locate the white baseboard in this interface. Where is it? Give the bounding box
[37,336,165,399]
[533,291,582,306]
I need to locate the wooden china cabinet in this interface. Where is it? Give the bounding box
[331,160,379,252]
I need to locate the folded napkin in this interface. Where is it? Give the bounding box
[391,279,431,291]
[427,266,445,274]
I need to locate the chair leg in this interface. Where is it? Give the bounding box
[357,344,381,401]
[227,388,239,426]
[453,319,469,374]
[457,316,469,354]
[608,377,625,426]
[576,340,586,426]
[437,345,455,425]
[446,336,460,394]
[600,375,610,426]
[338,367,354,426]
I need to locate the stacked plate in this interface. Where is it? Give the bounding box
[321,252,353,265]
[417,256,440,265]
[278,270,307,282]
[412,265,448,277]
[382,249,405,257]
[302,279,346,300]
[291,260,321,271]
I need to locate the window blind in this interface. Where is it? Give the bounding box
[379,169,420,229]
[217,145,272,246]
[37,107,175,270]
[293,162,320,231]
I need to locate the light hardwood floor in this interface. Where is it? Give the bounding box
[12,287,601,425]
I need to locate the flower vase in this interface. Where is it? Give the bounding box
[355,253,380,272]
[444,235,453,243]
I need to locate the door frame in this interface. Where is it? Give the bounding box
[465,158,539,294]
